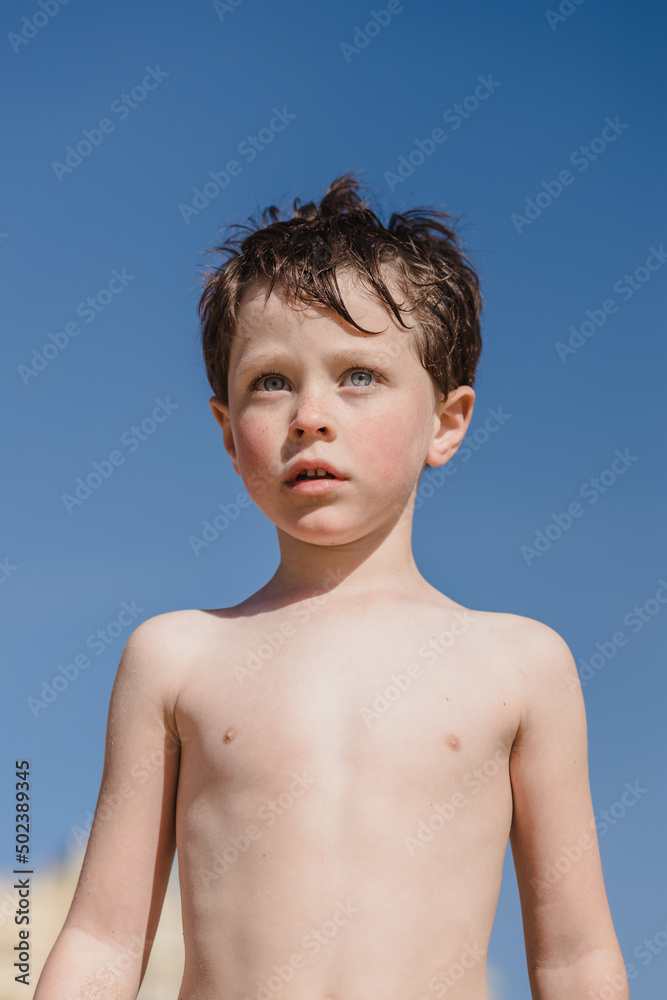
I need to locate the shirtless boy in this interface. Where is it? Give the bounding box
[34,174,629,1000]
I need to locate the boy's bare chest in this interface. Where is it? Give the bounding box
[175,607,521,801]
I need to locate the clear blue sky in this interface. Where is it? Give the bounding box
[2,0,666,996]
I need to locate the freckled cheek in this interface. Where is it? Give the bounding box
[233,414,280,479]
[352,411,426,488]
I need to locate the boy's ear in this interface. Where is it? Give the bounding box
[425,385,476,468]
[208,396,241,476]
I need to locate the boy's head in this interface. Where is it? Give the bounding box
[198,174,483,546]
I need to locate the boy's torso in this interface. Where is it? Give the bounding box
[171,590,526,1000]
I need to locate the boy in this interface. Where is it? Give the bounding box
[34,173,629,1000]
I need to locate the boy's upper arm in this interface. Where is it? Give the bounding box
[509,620,618,970]
[63,612,184,959]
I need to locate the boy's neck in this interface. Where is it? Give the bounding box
[250,520,435,609]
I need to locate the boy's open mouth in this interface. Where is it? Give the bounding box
[285,461,347,485]
[294,469,338,481]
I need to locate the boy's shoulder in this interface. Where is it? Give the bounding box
[437,601,578,697]
[114,609,215,690]
[466,607,581,714]
[122,607,206,650]
[120,607,220,667]
[470,605,571,645]
[469,606,576,670]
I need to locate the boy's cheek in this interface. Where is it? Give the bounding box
[238,458,273,497]
[355,415,426,485]
[232,423,277,493]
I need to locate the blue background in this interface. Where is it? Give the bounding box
[2,0,666,996]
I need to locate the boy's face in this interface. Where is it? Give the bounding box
[209,270,474,547]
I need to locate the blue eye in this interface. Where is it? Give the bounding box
[349,370,373,387]
[256,374,287,391]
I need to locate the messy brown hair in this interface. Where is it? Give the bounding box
[198,173,482,406]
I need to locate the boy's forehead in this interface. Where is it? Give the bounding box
[233,270,411,351]
[236,278,330,329]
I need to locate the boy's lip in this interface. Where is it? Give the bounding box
[285,458,347,483]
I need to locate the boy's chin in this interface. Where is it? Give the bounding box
[274,510,367,545]
[274,507,399,548]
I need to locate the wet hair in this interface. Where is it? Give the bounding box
[198,172,482,406]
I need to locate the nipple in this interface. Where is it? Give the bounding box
[445,732,461,752]
[223,727,237,743]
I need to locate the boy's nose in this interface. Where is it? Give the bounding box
[288,391,335,439]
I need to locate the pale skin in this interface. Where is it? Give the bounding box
[34,271,629,1000]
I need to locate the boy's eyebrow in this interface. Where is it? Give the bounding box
[235,347,398,374]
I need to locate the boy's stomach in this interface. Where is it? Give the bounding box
[174,745,512,1000]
